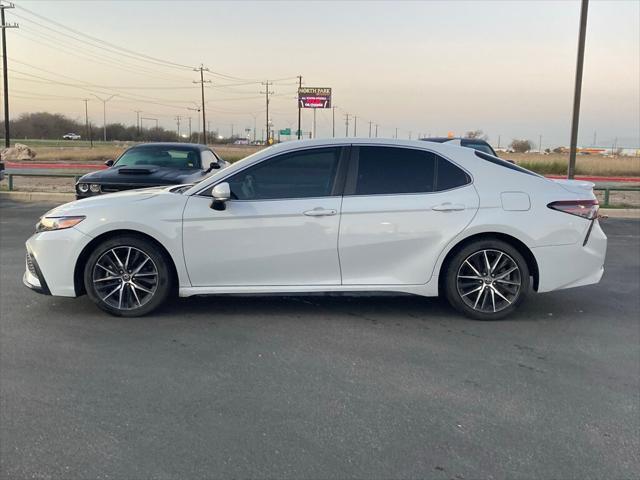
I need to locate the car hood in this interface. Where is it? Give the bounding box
[43,185,186,217]
[78,165,207,185]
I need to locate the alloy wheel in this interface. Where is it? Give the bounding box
[456,249,522,314]
[92,246,159,311]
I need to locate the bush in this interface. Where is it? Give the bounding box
[510,139,534,153]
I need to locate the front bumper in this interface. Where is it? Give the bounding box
[24,227,94,297]
[533,219,608,292]
[23,250,51,295]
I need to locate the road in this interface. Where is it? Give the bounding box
[1,199,639,479]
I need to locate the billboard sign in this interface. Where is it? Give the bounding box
[298,87,332,109]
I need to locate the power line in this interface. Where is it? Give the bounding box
[13,5,193,70]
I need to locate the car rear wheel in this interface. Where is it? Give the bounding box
[83,235,172,317]
[445,239,530,320]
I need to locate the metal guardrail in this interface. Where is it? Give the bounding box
[3,171,639,208]
[6,172,81,191]
[594,187,640,208]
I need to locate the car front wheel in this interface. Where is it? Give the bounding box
[445,239,530,320]
[83,235,172,317]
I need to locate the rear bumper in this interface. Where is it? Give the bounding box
[533,220,607,292]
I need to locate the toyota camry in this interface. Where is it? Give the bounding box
[23,138,607,320]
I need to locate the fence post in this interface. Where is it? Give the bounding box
[8,174,13,191]
[604,189,610,207]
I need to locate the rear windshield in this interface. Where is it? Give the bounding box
[474,151,541,177]
[115,147,201,169]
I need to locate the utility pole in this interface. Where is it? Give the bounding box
[175,115,182,139]
[297,75,302,140]
[497,135,501,149]
[539,134,543,153]
[395,127,398,139]
[82,99,91,148]
[368,121,372,138]
[1,2,18,148]
[409,131,412,140]
[353,116,357,137]
[568,0,589,179]
[261,81,274,143]
[375,124,379,138]
[592,130,596,146]
[92,94,116,142]
[231,123,234,138]
[194,64,211,144]
[187,106,200,142]
[344,113,350,137]
[134,110,142,136]
[332,106,336,138]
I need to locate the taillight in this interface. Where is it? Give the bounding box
[547,199,599,220]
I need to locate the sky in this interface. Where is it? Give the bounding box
[2,0,639,148]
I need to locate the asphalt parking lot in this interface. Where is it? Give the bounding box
[1,198,639,479]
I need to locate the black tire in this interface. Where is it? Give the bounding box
[83,235,173,317]
[444,239,530,320]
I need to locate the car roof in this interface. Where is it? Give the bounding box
[421,137,491,145]
[127,142,209,151]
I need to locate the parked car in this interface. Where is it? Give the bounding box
[421,137,517,163]
[62,133,82,140]
[74,143,228,199]
[24,138,606,319]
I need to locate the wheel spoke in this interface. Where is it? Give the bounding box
[96,263,117,276]
[111,249,124,269]
[464,259,482,277]
[124,247,132,269]
[492,286,512,304]
[117,284,124,309]
[94,275,120,283]
[495,278,520,286]
[462,285,483,297]
[133,272,157,278]
[131,281,153,294]
[490,252,503,274]
[458,275,483,280]
[102,283,122,301]
[490,287,496,312]
[129,283,141,307]
[495,266,518,281]
[483,250,491,274]
[473,285,485,309]
[132,257,150,275]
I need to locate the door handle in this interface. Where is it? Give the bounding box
[432,203,465,212]
[303,208,337,217]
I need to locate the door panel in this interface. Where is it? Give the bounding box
[339,186,479,285]
[183,195,342,286]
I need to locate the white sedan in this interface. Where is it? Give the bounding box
[24,139,606,320]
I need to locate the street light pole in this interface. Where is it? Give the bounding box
[92,94,116,142]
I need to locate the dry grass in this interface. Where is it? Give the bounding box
[15,144,263,164]
[506,152,640,176]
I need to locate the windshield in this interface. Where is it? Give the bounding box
[115,147,202,169]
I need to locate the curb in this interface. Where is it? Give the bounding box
[600,208,640,219]
[0,191,75,203]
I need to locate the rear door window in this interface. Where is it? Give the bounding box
[350,146,470,195]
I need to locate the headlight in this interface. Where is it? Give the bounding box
[36,216,86,233]
[90,184,101,193]
[77,183,89,193]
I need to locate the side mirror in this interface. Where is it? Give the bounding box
[104,159,114,167]
[210,182,230,211]
[205,161,221,173]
